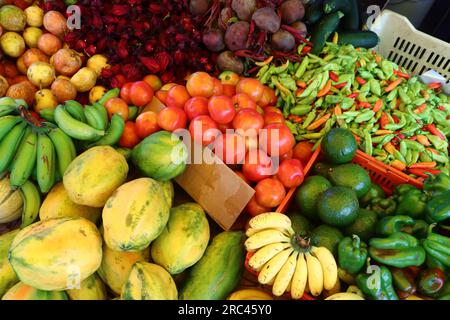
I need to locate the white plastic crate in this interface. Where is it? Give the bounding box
[370,9,450,82]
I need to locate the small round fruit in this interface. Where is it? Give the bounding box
[23,27,43,48]
[258,87,277,107]
[232,108,264,133]
[222,84,236,97]
[186,72,214,98]
[328,164,372,199]
[24,5,44,27]
[232,93,256,111]
[317,186,359,227]
[22,48,48,68]
[276,159,304,188]
[0,5,27,32]
[280,0,305,24]
[89,85,107,104]
[52,48,82,76]
[184,97,209,121]
[43,11,68,38]
[119,121,141,149]
[16,56,27,75]
[214,133,247,165]
[271,30,296,52]
[295,175,332,221]
[120,82,133,104]
[157,107,187,132]
[236,78,264,102]
[87,54,109,77]
[217,51,244,75]
[189,115,220,146]
[51,78,77,103]
[219,71,240,86]
[166,85,191,108]
[321,128,357,164]
[0,76,9,96]
[0,32,25,58]
[70,67,97,92]
[143,75,162,91]
[252,7,281,33]
[246,196,271,217]
[293,141,314,166]
[231,0,257,21]
[208,95,235,124]
[242,149,275,182]
[105,98,129,121]
[34,89,58,113]
[130,81,154,107]
[37,33,62,56]
[27,61,55,88]
[6,81,36,106]
[264,112,285,125]
[224,21,250,51]
[202,28,225,52]
[135,111,160,139]
[260,123,295,157]
[212,78,224,96]
[255,178,286,208]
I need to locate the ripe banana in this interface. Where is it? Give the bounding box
[245,229,291,252]
[0,121,27,173]
[248,212,294,233]
[19,180,41,228]
[9,128,37,188]
[89,114,125,147]
[305,252,323,297]
[311,246,338,291]
[84,106,107,131]
[272,251,298,296]
[246,226,293,237]
[258,248,293,285]
[36,133,56,193]
[248,242,291,271]
[0,116,22,141]
[39,109,55,123]
[64,100,87,123]
[92,102,109,127]
[290,252,308,299]
[47,128,77,177]
[54,106,105,141]
[325,292,364,300]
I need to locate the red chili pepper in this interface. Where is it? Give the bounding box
[302,46,312,54]
[409,136,417,141]
[409,168,441,178]
[394,69,411,79]
[380,112,389,129]
[333,82,348,89]
[438,106,446,111]
[425,124,446,140]
[393,115,399,123]
[428,82,442,90]
[359,102,372,109]
[348,93,359,99]
[356,77,367,85]
[329,71,339,82]
[397,133,405,140]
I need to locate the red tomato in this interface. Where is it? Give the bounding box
[242,149,275,182]
[236,78,264,102]
[120,82,133,104]
[166,85,191,108]
[264,106,283,115]
[264,111,285,125]
[135,111,160,139]
[212,78,224,96]
[157,107,187,132]
[208,95,235,124]
[260,123,295,157]
[258,86,277,107]
[232,93,256,111]
[232,108,264,133]
[186,72,215,97]
[184,96,209,121]
[276,159,305,188]
[293,141,314,165]
[105,97,129,121]
[130,81,154,107]
[214,133,247,165]
[155,90,168,104]
[217,122,233,133]
[189,115,220,146]
[143,74,162,91]
[255,178,286,208]
[222,84,236,97]
[280,149,293,161]
[119,121,141,148]
[246,195,271,217]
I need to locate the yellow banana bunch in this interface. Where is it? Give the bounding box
[245,212,339,299]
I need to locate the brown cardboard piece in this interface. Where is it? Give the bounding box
[175,146,255,231]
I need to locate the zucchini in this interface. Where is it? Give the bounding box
[305,0,325,25]
[337,31,380,49]
[323,0,360,30]
[310,11,344,55]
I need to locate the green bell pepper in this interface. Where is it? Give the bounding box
[360,183,386,207]
[368,197,397,218]
[369,232,426,268]
[394,188,428,219]
[426,191,450,223]
[417,268,446,296]
[393,184,417,197]
[338,235,368,275]
[423,173,450,197]
[423,231,450,268]
[356,265,399,300]
[376,215,416,236]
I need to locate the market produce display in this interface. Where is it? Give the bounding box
[0,0,449,302]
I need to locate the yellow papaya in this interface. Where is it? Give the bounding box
[227,289,273,300]
[66,273,106,300]
[0,229,20,297]
[151,203,209,275]
[63,146,128,208]
[97,242,150,296]
[121,262,177,300]
[9,217,102,291]
[2,282,69,300]
[0,176,23,223]
[39,183,101,223]
[160,180,174,208]
[103,178,170,252]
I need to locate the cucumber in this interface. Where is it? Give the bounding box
[338,31,380,49]
[323,0,360,30]
[179,231,245,300]
[305,0,324,25]
[310,11,344,55]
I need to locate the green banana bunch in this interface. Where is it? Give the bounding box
[36,132,56,193]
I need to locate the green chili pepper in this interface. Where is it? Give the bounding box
[301,112,317,129]
[370,79,382,96]
[386,88,398,102]
[393,150,407,163]
[298,77,321,98]
[398,88,412,104]
[427,134,448,152]
[400,140,408,157]
[364,130,373,156]
[291,105,312,116]
[256,65,269,79]
[355,110,375,123]
[381,61,394,78]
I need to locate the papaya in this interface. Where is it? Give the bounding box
[151,203,210,275]
[63,146,129,208]
[0,176,23,224]
[102,178,170,252]
[121,262,178,300]
[66,273,106,300]
[180,231,246,300]
[228,289,273,300]
[160,180,174,208]
[39,183,101,223]
[0,229,20,297]
[9,217,102,291]
[131,130,188,182]
[2,282,69,300]
[97,242,150,296]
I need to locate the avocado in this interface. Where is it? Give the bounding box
[328,163,372,199]
[317,186,359,227]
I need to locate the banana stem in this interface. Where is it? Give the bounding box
[295,235,311,250]
[17,105,43,128]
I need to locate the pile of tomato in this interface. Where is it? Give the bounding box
[107,71,315,215]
